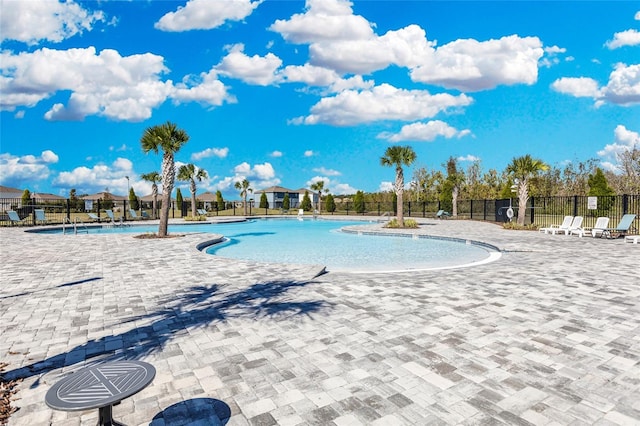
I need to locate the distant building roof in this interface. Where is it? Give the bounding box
[33,192,66,200]
[0,185,23,195]
[255,186,298,194]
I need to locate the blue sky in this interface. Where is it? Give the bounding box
[1,0,639,199]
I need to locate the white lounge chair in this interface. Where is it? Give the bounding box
[560,216,584,236]
[571,217,609,238]
[297,209,304,220]
[625,235,640,244]
[539,216,573,234]
[87,212,101,222]
[105,209,115,222]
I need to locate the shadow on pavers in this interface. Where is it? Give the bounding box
[4,279,330,385]
[151,398,231,425]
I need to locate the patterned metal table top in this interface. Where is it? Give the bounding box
[45,361,156,411]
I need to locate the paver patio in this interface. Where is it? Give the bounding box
[1,217,639,425]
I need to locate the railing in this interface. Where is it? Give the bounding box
[2,195,639,231]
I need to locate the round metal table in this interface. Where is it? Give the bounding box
[45,360,155,426]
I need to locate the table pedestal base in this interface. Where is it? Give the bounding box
[98,405,125,426]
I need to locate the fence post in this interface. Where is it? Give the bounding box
[67,198,71,223]
[408,202,411,217]
[377,203,380,216]
[573,195,578,217]
[530,196,535,225]
[470,200,474,220]
[622,194,629,214]
[483,200,487,221]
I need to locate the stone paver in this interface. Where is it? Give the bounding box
[1,216,639,425]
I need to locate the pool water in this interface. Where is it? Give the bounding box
[36,218,498,272]
[203,219,496,272]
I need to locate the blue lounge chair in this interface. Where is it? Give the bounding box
[35,209,48,225]
[87,213,101,222]
[105,209,115,222]
[601,214,637,239]
[129,209,140,220]
[6,210,26,225]
[197,209,207,216]
[436,210,451,219]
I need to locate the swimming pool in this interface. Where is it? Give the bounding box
[36,218,498,272]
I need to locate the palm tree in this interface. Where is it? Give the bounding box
[177,164,208,217]
[234,178,252,216]
[506,154,549,225]
[141,171,161,219]
[380,145,417,227]
[140,121,190,236]
[310,180,326,212]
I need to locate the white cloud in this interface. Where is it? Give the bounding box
[0,150,60,187]
[313,167,341,176]
[309,24,435,75]
[0,0,105,45]
[457,154,480,162]
[601,63,640,105]
[410,35,544,91]
[270,150,283,157]
[305,176,355,195]
[551,77,601,98]
[272,1,542,91]
[215,162,281,193]
[598,125,640,160]
[635,11,640,20]
[282,64,373,93]
[552,64,640,106]
[269,0,374,44]
[304,150,314,157]
[0,47,235,121]
[216,44,282,86]
[605,29,640,49]
[171,69,235,106]
[192,147,229,161]
[378,181,394,192]
[378,120,471,142]
[52,157,134,194]
[298,83,473,126]
[155,0,262,32]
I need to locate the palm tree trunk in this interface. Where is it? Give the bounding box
[517,181,528,226]
[243,193,248,215]
[152,184,158,219]
[190,179,197,217]
[395,166,404,226]
[159,153,175,236]
[452,186,459,217]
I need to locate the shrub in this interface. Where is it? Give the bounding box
[384,218,419,228]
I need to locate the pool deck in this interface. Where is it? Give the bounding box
[1,217,639,425]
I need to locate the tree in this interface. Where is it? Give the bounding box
[102,191,113,210]
[381,146,417,227]
[300,191,312,211]
[141,171,161,219]
[259,192,269,209]
[176,188,184,215]
[506,154,549,226]
[310,180,325,211]
[69,189,82,211]
[325,193,336,213]
[177,163,208,217]
[283,193,290,210]
[140,121,190,236]
[21,189,31,211]
[234,178,252,215]
[588,168,614,196]
[353,190,365,213]
[128,187,139,210]
[441,157,465,217]
[216,190,224,212]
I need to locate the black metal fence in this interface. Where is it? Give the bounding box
[2,195,639,232]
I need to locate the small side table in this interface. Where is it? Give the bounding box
[45,360,155,426]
